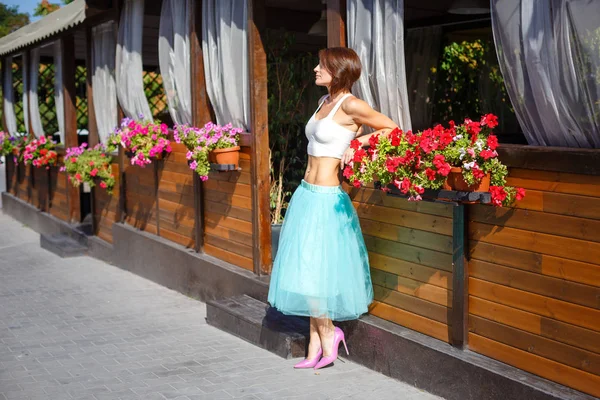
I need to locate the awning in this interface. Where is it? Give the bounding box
[0,0,86,57]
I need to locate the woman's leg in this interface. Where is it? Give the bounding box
[315,317,335,356]
[307,317,322,359]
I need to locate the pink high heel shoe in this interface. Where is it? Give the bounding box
[314,327,349,370]
[294,348,322,369]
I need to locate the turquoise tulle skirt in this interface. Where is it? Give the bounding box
[268,180,373,321]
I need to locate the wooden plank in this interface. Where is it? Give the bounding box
[203,190,253,210]
[62,34,80,223]
[350,187,453,218]
[470,315,600,376]
[469,278,600,332]
[505,189,600,221]
[369,301,449,342]
[158,203,195,227]
[360,218,452,254]
[160,228,194,248]
[327,0,346,47]
[372,268,451,307]
[470,222,600,266]
[470,259,600,310]
[374,284,449,324]
[204,212,253,235]
[364,235,453,272]
[203,179,252,197]
[159,217,195,239]
[469,333,600,398]
[204,200,252,222]
[469,241,600,287]
[248,0,270,275]
[97,229,113,244]
[505,168,600,198]
[355,202,453,236]
[369,252,452,289]
[204,224,253,247]
[204,243,253,271]
[469,204,600,243]
[85,26,99,147]
[206,234,253,259]
[208,170,251,185]
[158,189,195,209]
[157,180,194,196]
[469,296,600,355]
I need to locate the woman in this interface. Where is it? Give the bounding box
[267,47,398,370]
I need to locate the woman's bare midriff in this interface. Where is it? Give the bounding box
[304,155,343,186]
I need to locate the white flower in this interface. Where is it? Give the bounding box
[463,161,476,170]
[475,139,484,151]
[453,134,463,142]
[459,148,466,160]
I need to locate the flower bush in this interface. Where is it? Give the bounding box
[107,118,172,167]
[61,143,116,194]
[346,114,525,207]
[0,132,22,164]
[22,136,58,169]
[174,122,242,181]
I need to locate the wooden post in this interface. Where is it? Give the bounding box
[248,0,272,275]
[451,204,469,348]
[62,34,81,223]
[86,27,99,147]
[190,0,212,253]
[327,0,346,47]
[24,50,34,137]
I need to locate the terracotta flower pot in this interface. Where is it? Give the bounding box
[443,167,490,192]
[210,146,240,168]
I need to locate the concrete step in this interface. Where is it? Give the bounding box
[206,295,308,359]
[40,233,88,258]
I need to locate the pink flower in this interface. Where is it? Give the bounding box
[100,181,107,189]
[190,160,198,170]
[90,168,98,177]
[200,175,208,182]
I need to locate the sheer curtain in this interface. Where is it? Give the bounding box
[347,0,412,131]
[3,57,18,135]
[405,26,442,131]
[202,0,250,130]
[53,41,65,144]
[92,21,118,144]
[29,48,44,137]
[491,0,600,148]
[22,53,29,135]
[116,0,153,121]
[159,0,191,125]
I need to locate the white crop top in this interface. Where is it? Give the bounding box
[305,93,357,159]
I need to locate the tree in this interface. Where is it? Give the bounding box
[34,0,60,17]
[0,4,29,38]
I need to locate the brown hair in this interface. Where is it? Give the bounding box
[318,47,362,96]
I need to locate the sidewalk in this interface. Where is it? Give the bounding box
[0,212,443,400]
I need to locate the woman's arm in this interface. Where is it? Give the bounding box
[341,97,399,166]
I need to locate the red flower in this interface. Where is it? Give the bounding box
[352,179,361,188]
[100,181,108,189]
[40,148,48,156]
[481,114,499,129]
[90,168,99,177]
[419,136,437,154]
[353,148,367,163]
[89,161,95,166]
[70,157,77,163]
[425,168,436,181]
[389,128,402,146]
[385,157,401,173]
[350,139,361,150]
[516,188,526,201]
[369,134,380,147]
[75,173,82,181]
[405,131,419,145]
[487,135,499,150]
[465,119,482,136]
[490,186,507,207]
[414,185,425,195]
[472,168,485,180]
[343,165,353,179]
[480,149,496,160]
[400,177,411,194]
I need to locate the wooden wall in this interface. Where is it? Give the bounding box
[93,160,120,244]
[467,168,600,397]
[348,183,454,343]
[157,142,196,248]
[48,167,69,222]
[203,149,254,271]
[123,154,159,235]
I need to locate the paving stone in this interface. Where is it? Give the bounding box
[0,212,444,400]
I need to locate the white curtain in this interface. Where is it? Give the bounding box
[405,26,442,131]
[347,0,412,131]
[202,0,250,130]
[116,0,153,121]
[159,0,192,125]
[491,0,600,148]
[3,57,18,135]
[29,48,44,137]
[53,41,65,144]
[22,53,29,135]
[92,21,118,144]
